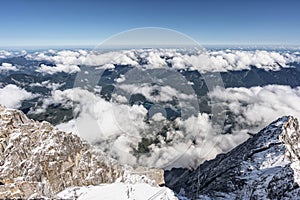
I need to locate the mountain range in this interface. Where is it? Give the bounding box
[0,105,300,199]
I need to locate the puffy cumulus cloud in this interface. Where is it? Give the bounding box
[27,49,139,68]
[26,50,87,66]
[36,64,80,74]
[29,80,65,91]
[26,48,300,73]
[0,63,17,72]
[170,50,299,72]
[51,88,147,138]
[31,50,82,64]
[115,74,126,83]
[37,86,246,169]
[29,88,74,114]
[38,88,147,165]
[294,51,300,55]
[135,84,300,169]
[130,112,248,169]
[138,50,168,68]
[0,50,27,59]
[0,84,38,108]
[0,50,12,59]
[84,48,178,68]
[83,51,139,67]
[38,83,296,169]
[114,83,199,118]
[209,85,300,133]
[26,49,175,68]
[116,84,194,103]
[111,83,300,169]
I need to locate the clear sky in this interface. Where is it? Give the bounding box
[1,0,300,47]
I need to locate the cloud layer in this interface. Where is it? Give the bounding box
[53,84,300,169]
[24,49,300,73]
[33,87,245,169]
[209,85,300,133]
[2,48,300,170]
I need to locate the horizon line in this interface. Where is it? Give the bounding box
[1,43,300,51]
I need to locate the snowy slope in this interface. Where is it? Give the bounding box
[58,183,177,200]
[165,116,300,199]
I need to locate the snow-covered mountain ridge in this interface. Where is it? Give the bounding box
[165,116,300,199]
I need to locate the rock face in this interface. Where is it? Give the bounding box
[0,105,123,198]
[165,116,300,199]
[0,105,164,199]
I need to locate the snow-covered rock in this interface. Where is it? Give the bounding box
[165,116,300,199]
[0,105,166,199]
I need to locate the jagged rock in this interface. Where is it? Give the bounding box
[0,105,164,198]
[0,181,51,199]
[165,116,300,199]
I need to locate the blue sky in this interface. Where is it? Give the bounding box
[1,0,300,47]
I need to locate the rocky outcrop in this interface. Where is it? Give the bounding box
[0,105,123,198]
[130,166,165,186]
[0,105,164,198]
[165,116,300,199]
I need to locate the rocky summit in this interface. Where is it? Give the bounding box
[0,105,167,199]
[165,116,300,199]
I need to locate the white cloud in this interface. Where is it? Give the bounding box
[27,50,139,68]
[0,84,38,108]
[117,84,194,103]
[115,74,126,83]
[26,49,300,73]
[0,63,17,72]
[0,50,27,59]
[83,51,139,67]
[35,82,300,170]
[171,50,298,72]
[139,50,168,68]
[40,83,300,170]
[26,50,86,66]
[29,80,65,91]
[209,85,300,133]
[18,48,300,169]
[36,63,80,74]
[46,87,247,169]
[0,50,12,59]
[43,88,147,165]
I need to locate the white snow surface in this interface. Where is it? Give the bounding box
[57,183,178,200]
